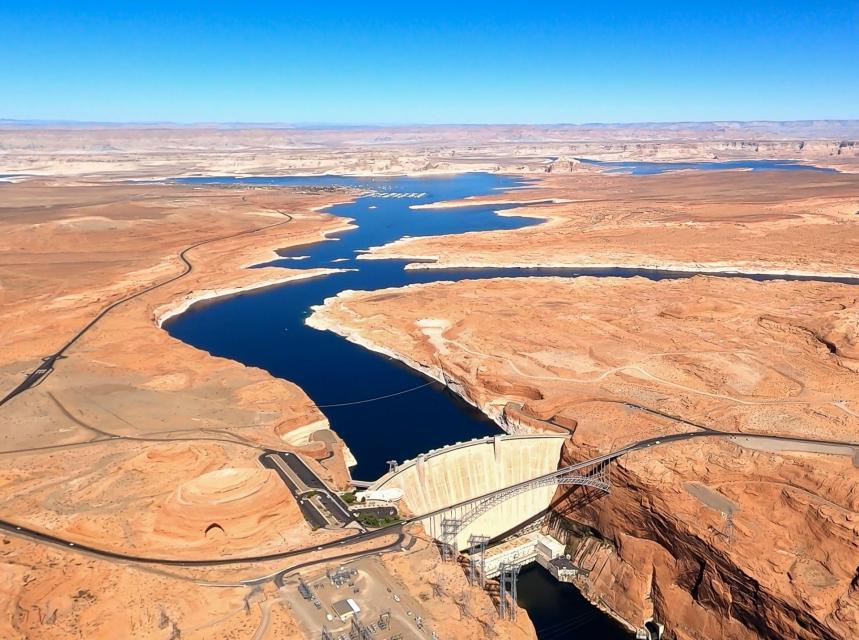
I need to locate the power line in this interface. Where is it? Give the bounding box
[537,610,605,639]
[316,381,434,408]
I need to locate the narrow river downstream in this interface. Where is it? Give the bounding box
[166,169,852,638]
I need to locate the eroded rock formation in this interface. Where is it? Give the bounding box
[308,275,859,639]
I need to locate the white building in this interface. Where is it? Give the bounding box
[477,532,568,578]
[331,598,361,622]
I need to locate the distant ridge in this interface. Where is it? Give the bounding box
[2,118,858,138]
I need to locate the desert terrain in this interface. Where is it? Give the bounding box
[362,169,859,277]
[1,123,858,639]
[311,276,859,639]
[2,121,859,179]
[0,169,536,639]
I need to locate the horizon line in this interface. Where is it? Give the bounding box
[2,117,859,130]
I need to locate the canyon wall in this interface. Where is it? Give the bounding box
[308,275,859,639]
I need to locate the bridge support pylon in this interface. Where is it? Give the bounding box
[498,562,521,620]
[440,517,462,562]
[467,534,490,587]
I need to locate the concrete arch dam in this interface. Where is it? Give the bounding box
[369,434,568,551]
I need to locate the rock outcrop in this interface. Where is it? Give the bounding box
[307,275,859,639]
[545,156,582,172]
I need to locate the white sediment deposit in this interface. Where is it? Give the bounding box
[409,197,570,210]
[154,268,348,327]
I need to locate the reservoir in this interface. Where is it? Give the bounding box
[169,173,541,480]
[167,173,635,636]
[169,172,856,477]
[576,158,838,174]
[166,170,854,637]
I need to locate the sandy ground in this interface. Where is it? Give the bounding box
[1,122,858,178]
[0,172,533,639]
[1,123,858,639]
[299,136,859,640]
[361,169,859,276]
[0,179,370,638]
[309,275,859,640]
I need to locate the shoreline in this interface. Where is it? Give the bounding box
[154,267,351,328]
[354,253,859,282]
[306,290,640,632]
[156,196,365,328]
[242,220,358,268]
[305,291,510,430]
[355,185,859,283]
[5,154,854,181]
[409,197,570,210]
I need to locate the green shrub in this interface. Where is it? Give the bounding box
[356,513,401,528]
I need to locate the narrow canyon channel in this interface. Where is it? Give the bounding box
[165,168,854,638]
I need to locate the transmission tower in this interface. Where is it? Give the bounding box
[350,617,373,640]
[467,534,490,587]
[498,562,521,620]
[440,517,461,562]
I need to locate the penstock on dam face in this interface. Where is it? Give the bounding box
[371,434,568,549]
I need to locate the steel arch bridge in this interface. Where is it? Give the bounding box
[436,459,612,556]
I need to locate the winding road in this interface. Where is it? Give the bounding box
[2,174,857,616]
[0,208,294,408]
[1,427,854,569]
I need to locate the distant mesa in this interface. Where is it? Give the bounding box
[545,156,582,173]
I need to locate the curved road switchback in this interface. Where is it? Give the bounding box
[0,514,405,567]
[0,428,854,569]
[0,208,295,408]
[266,532,408,588]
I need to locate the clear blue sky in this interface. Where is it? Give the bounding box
[2,1,857,124]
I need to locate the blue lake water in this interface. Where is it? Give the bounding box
[169,174,540,480]
[576,158,837,175]
[169,173,859,478]
[517,564,631,637]
[166,171,857,638]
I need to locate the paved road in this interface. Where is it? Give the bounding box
[268,532,407,588]
[1,427,854,568]
[261,454,329,527]
[280,452,354,523]
[261,452,355,528]
[0,516,403,567]
[0,210,293,408]
[411,428,858,522]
